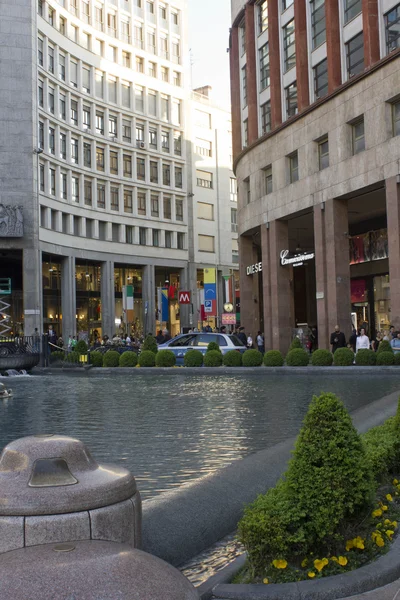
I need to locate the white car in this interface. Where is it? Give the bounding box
[158,332,246,364]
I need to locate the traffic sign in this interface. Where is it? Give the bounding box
[179,291,191,304]
[204,300,212,313]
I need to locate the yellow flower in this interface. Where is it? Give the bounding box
[393,479,399,485]
[263,578,269,584]
[346,539,354,551]
[301,558,308,568]
[314,558,328,572]
[272,559,287,569]
[386,530,394,540]
[371,531,381,541]
[382,505,388,511]
[375,536,385,547]
[308,572,316,578]
[330,556,338,563]
[384,519,391,526]
[392,521,398,528]
[372,509,383,518]
[353,536,365,550]
[338,556,348,566]
[386,494,393,502]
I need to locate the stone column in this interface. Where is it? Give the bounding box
[23,248,42,335]
[294,0,310,111]
[245,3,258,144]
[268,221,293,353]
[261,226,272,350]
[239,235,260,339]
[101,260,115,338]
[313,206,329,349]
[61,255,76,339]
[229,27,242,159]
[362,0,380,68]
[179,266,190,331]
[268,0,282,128]
[325,0,341,92]
[142,264,155,335]
[386,177,400,329]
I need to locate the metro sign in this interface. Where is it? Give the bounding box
[178,291,191,304]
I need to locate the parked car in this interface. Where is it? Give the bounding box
[0,338,28,357]
[158,332,246,365]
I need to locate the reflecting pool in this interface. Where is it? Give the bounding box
[0,371,399,499]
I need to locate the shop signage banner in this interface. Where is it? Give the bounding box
[204,268,217,316]
[280,250,315,267]
[349,229,388,265]
[161,287,169,322]
[122,285,134,323]
[221,313,236,325]
[246,262,262,275]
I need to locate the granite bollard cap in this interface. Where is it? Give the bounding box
[0,540,199,599]
[0,435,137,515]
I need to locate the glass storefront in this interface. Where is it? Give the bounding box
[42,257,62,336]
[114,266,143,338]
[351,274,391,336]
[155,268,181,337]
[75,263,101,342]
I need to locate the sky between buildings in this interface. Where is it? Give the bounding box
[187,0,231,109]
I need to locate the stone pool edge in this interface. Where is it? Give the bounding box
[32,366,400,375]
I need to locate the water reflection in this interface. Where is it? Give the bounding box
[0,372,399,499]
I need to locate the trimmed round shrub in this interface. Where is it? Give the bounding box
[183,350,203,367]
[355,348,377,366]
[103,350,120,367]
[65,351,80,364]
[242,349,263,367]
[138,350,156,367]
[75,339,88,355]
[286,348,309,367]
[204,350,223,367]
[155,349,176,367]
[223,350,243,367]
[207,341,221,353]
[289,336,302,351]
[377,351,395,365]
[119,351,138,367]
[263,350,284,367]
[49,350,64,363]
[311,349,333,366]
[394,353,400,365]
[377,339,393,354]
[333,347,354,366]
[90,351,103,367]
[142,335,158,354]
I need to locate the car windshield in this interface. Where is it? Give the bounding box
[229,335,246,347]
[195,334,227,347]
[168,335,197,347]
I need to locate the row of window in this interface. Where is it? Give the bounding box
[40,205,185,248]
[197,202,238,233]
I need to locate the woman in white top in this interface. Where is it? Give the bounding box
[356,327,370,352]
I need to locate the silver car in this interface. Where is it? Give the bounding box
[158,332,246,364]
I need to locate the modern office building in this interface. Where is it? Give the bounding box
[230,0,400,352]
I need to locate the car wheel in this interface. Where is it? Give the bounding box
[0,346,10,357]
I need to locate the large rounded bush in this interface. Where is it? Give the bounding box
[311,349,333,366]
[223,350,243,367]
[207,341,221,353]
[333,347,354,366]
[377,339,393,354]
[394,353,400,365]
[183,350,203,367]
[355,349,377,366]
[289,337,302,351]
[75,339,88,355]
[138,350,156,367]
[377,351,395,365]
[155,349,176,367]
[90,351,103,367]
[119,351,138,367]
[263,350,284,367]
[65,351,80,364]
[103,350,120,367]
[204,350,223,367]
[286,348,309,366]
[142,335,158,354]
[242,349,263,367]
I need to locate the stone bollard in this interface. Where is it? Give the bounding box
[0,540,199,599]
[0,434,141,553]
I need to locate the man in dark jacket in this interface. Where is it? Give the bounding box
[237,327,247,346]
[330,325,346,353]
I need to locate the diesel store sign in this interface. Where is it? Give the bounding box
[246,262,263,275]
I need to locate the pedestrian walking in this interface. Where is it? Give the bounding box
[256,331,265,353]
[237,327,247,346]
[330,325,346,354]
[356,327,370,352]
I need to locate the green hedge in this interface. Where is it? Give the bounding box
[263,350,284,367]
[155,349,176,367]
[138,350,156,367]
[49,350,64,363]
[242,349,263,367]
[75,339,88,355]
[394,353,400,365]
[377,339,393,354]
[204,350,223,367]
[377,351,395,365]
[355,349,377,366]
[65,351,80,364]
[289,337,302,352]
[142,335,158,354]
[333,347,354,366]
[184,350,203,367]
[286,348,309,366]
[119,351,138,367]
[223,350,243,367]
[103,350,120,367]
[362,417,398,481]
[207,341,221,353]
[311,349,333,366]
[90,351,103,367]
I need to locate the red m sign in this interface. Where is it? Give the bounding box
[178,291,191,304]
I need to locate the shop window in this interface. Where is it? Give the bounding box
[289,151,299,183]
[318,137,329,169]
[352,118,365,154]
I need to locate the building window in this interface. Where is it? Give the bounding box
[61,173,67,199]
[196,170,213,188]
[96,111,104,135]
[38,37,43,66]
[59,54,65,80]
[259,43,270,89]
[136,123,145,145]
[135,23,143,48]
[230,178,237,202]
[161,66,169,82]
[72,176,79,202]
[123,120,132,142]
[59,94,66,120]
[109,116,117,137]
[83,105,91,129]
[175,167,183,188]
[84,179,92,205]
[50,169,56,195]
[314,59,328,98]
[344,0,362,24]
[264,165,273,194]
[59,16,66,34]
[39,121,44,149]
[195,138,212,156]
[153,229,160,247]
[198,234,215,252]
[110,187,119,211]
[96,147,105,171]
[176,198,183,221]
[165,231,172,248]
[147,29,156,52]
[311,0,326,48]
[164,197,172,219]
[138,191,146,215]
[149,128,158,148]
[177,232,184,249]
[135,86,144,112]
[70,60,78,88]
[172,40,180,63]
[242,65,247,107]
[240,23,246,56]
[149,62,156,77]
[123,154,132,177]
[261,101,271,134]
[243,119,248,147]
[49,127,55,154]
[282,0,294,9]
[393,101,400,136]
[126,225,133,244]
[151,194,159,216]
[38,81,43,107]
[137,157,145,180]
[136,56,144,72]
[124,189,133,213]
[174,133,182,155]
[289,151,299,182]
[163,163,171,186]
[121,82,130,107]
[283,20,296,72]
[173,71,181,86]
[231,208,238,232]
[121,19,130,43]
[97,183,105,208]
[346,32,364,77]
[48,46,54,73]
[83,143,91,167]
[162,131,170,152]
[48,87,54,113]
[318,137,329,169]
[70,100,78,125]
[232,240,239,263]
[258,0,268,33]
[122,51,131,67]
[148,91,157,116]
[244,177,251,204]
[110,151,118,175]
[286,81,298,117]
[60,133,66,159]
[39,164,45,191]
[71,138,79,164]
[161,95,169,119]
[150,161,158,183]
[385,5,400,53]
[352,118,365,154]
[198,202,214,220]
[139,227,147,245]
[82,66,91,93]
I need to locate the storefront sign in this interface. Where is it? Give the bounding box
[221,313,237,325]
[280,250,315,267]
[246,262,263,275]
[178,291,191,304]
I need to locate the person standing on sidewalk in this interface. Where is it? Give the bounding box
[330,325,346,354]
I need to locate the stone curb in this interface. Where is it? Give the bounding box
[32,366,400,375]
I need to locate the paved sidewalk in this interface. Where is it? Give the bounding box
[339,579,400,599]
